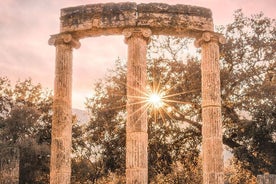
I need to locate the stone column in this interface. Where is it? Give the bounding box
[195,32,225,184]
[48,34,80,184]
[123,28,151,184]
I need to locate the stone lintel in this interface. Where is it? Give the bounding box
[58,2,214,39]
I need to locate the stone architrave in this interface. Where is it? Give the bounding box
[48,34,80,184]
[123,28,151,184]
[195,32,226,184]
[50,3,225,184]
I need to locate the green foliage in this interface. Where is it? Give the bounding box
[72,157,105,184]
[82,10,275,183]
[19,138,50,183]
[224,158,257,184]
[85,36,203,183]
[0,78,52,183]
[220,9,276,175]
[0,9,275,184]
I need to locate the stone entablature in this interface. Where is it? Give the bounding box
[59,3,214,38]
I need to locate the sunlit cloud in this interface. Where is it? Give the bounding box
[0,0,274,109]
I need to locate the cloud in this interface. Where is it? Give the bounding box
[0,0,58,86]
[0,0,275,109]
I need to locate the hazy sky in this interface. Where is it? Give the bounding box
[0,0,275,109]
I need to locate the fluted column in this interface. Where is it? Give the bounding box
[123,28,151,184]
[195,32,225,184]
[48,34,80,184]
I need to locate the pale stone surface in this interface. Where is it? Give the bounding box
[59,2,213,38]
[49,34,80,184]
[124,28,151,184]
[196,32,225,184]
[257,174,276,184]
[49,3,224,184]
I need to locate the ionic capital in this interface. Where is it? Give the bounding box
[48,33,81,49]
[123,28,152,44]
[194,32,226,48]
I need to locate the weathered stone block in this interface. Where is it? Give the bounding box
[59,2,213,38]
[257,174,276,184]
[60,3,136,33]
[137,3,213,36]
[126,132,148,168]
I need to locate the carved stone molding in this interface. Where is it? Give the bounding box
[48,33,81,49]
[123,28,152,44]
[194,32,226,48]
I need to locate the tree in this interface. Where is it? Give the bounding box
[220,10,276,175]
[85,38,203,183]
[224,158,256,184]
[0,77,93,183]
[0,78,53,183]
[83,10,275,183]
[71,120,107,184]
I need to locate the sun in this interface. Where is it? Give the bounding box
[148,93,164,109]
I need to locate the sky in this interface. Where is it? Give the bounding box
[0,0,275,110]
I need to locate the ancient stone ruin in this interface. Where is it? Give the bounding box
[49,2,225,184]
[257,174,276,184]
